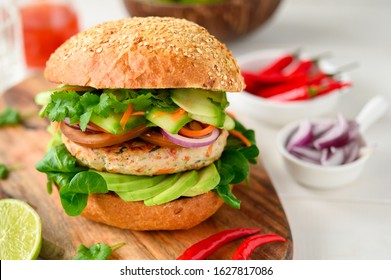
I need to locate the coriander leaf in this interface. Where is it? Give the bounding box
[93,93,111,117]
[44,91,82,123]
[0,164,9,180]
[78,92,100,130]
[74,243,111,260]
[130,93,153,111]
[151,90,175,108]
[74,242,125,260]
[0,107,21,127]
[79,111,92,131]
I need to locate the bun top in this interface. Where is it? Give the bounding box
[44,17,245,92]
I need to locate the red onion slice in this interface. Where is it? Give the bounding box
[286,119,313,151]
[290,146,322,164]
[343,139,361,163]
[160,128,220,148]
[321,147,345,166]
[313,114,350,150]
[312,120,334,137]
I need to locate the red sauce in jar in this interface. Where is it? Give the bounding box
[20,3,79,68]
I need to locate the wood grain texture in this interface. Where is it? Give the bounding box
[0,75,293,260]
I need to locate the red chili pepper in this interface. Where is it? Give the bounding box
[231,234,286,260]
[176,228,260,260]
[317,80,352,96]
[267,79,351,102]
[257,78,308,98]
[259,53,297,75]
[284,59,314,77]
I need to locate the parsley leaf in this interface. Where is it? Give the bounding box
[73,242,125,260]
[0,107,21,127]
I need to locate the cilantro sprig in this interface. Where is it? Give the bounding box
[0,107,21,127]
[0,164,9,180]
[74,242,125,260]
[39,88,175,131]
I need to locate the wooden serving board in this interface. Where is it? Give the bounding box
[0,75,293,260]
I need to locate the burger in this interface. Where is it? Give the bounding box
[35,17,259,230]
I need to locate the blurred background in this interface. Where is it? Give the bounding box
[1,0,391,259]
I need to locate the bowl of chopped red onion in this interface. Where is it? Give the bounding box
[228,49,352,127]
[276,95,389,189]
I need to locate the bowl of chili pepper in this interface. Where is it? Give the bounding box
[276,95,389,189]
[228,49,352,126]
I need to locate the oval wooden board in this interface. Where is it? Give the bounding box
[0,75,293,260]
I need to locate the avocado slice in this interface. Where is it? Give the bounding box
[145,107,192,134]
[144,170,199,206]
[90,113,145,135]
[171,89,228,118]
[182,164,220,197]
[94,171,167,192]
[189,112,235,129]
[116,173,181,201]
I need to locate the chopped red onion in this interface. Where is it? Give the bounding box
[343,139,361,163]
[285,114,363,166]
[312,120,334,137]
[161,128,220,148]
[286,119,313,151]
[313,114,349,149]
[320,147,345,166]
[290,146,322,164]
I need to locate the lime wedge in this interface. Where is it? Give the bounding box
[0,199,42,260]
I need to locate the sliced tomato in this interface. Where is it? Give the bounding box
[60,122,148,148]
[139,130,179,148]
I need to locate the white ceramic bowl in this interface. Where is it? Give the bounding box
[228,49,350,127]
[276,119,372,189]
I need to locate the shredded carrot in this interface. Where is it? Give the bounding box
[172,108,186,121]
[227,110,237,119]
[229,130,252,147]
[179,124,215,138]
[205,142,214,157]
[51,121,60,134]
[154,168,176,175]
[130,111,145,116]
[120,103,134,129]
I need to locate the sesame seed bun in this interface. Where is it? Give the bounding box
[44,17,245,92]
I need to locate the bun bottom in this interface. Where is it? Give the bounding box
[81,191,225,230]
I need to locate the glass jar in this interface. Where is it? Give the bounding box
[17,0,80,69]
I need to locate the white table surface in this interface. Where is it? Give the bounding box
[27,0,391,260]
